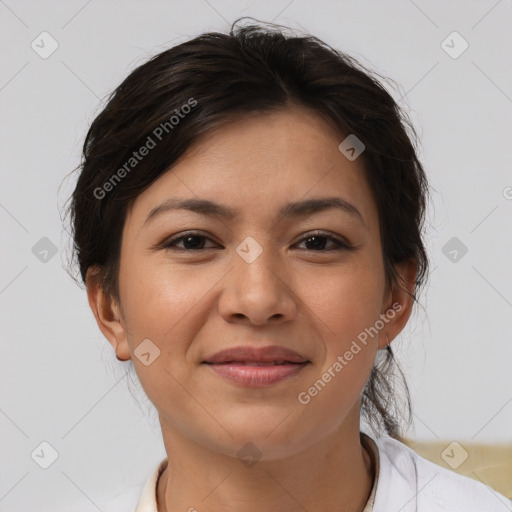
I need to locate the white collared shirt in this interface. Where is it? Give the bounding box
[97,432,512,511]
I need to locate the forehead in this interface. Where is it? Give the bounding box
[126,107,378,231]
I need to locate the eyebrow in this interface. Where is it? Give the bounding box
[143,196,365,228]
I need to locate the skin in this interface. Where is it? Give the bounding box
[87,106,417,512]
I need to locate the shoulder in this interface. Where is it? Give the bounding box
[95,483,143,512]
[370,434,512,512]
[95,457,166,512]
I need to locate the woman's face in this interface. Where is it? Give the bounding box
[90,107,414,460]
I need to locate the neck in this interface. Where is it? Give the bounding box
[156,416,375,512]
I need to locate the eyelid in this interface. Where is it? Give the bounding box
[292,230,351,249]
[160,230,219,250]
[160,229,353,251]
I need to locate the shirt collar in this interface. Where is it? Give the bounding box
[135,457,168,512]
[136,432,380,512]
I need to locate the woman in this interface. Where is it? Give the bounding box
[66,19,511,512]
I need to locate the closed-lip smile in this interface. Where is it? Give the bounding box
[203,345,309,364]
[202,345,310,386]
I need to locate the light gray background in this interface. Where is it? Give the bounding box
[1,0,511,510]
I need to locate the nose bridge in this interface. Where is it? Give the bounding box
[234,233,282,290]
[219,233,296,324]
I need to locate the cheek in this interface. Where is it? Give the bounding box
[119,239,383,387]
[305,258,384,340]
[119,253,206,335]
[117,257,209,413]
[294,271,380,423]
[118,254,224,388]
[300,258,382,392]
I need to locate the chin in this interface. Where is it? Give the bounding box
[207,416,314,462]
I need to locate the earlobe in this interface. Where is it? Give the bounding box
[378,258,418,350]
[85,266,131,361]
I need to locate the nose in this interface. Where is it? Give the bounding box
[217,239,298,326]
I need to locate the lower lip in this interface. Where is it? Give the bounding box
[204,362,309,386]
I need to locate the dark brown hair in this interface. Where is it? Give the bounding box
[65,18,430,440]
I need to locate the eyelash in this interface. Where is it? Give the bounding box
[161,230,353,252]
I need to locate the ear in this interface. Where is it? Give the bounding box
[86,266,131,361]
[378,258,418,350]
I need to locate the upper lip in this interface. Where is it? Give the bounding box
[203,345,309,364]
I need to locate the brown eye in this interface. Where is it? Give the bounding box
[294,232,352,252]
[163,232,218,251]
